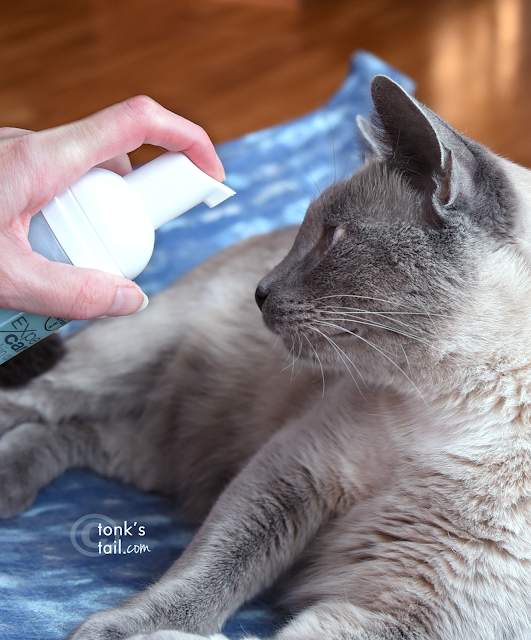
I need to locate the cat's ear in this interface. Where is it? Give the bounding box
[370,75,476,208]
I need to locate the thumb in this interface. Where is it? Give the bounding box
[0,249,148,320]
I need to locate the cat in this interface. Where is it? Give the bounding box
[1,74,531,640]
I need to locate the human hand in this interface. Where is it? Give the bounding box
[0,96,225,320]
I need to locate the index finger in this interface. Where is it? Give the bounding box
[7,96,225,216]
[0,127,32,140]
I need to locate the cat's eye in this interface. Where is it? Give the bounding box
[325,225,344,251]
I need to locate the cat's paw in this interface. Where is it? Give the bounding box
[68,607,236,640]
[68,607,148,640]
[67,608,214,640]
[0,442,40,519]
[0,470,37,519]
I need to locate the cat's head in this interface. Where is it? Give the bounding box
[256,76,531,394]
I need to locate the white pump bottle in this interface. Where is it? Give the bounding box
[0,152,235,364]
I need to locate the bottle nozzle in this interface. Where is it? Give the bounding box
[124,152,235,230]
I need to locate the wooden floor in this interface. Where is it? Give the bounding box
[1,0,531,166]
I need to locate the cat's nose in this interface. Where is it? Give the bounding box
[255,284,269,311]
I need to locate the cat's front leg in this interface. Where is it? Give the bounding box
[68,415,357,640]
[0,419,102,518]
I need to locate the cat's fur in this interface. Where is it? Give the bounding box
[0,334,66,388]
[1,76,531,640]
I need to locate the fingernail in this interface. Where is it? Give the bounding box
[138,293,149,312]
[106,288,149,317]
[215,153,226,182]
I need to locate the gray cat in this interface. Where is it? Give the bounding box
[1,75,530,640]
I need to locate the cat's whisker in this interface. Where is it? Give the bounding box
[352,335,428,406]
[352,317,424,338]
[321,313,419,337]
[280,335,297,371]
[310,326,366,395]
[316,314,438,351]
[320,307,449,341]
[416,298,441,337]
[316,294,455,319]
[290,334,304,380]
[324,311,450,357]
[280,335,305,380]
[315,293,410,308]
[302,333,326,397]
[280,340,298,374]
[289,337,298,379]
[313,320,399,357]
[329,311,430,340]
[321,305,449,318]
[269,334,282,355]
[320,309,425,336]
[401,344,412,375]
[297,163,325,201]
[313,320,428,406]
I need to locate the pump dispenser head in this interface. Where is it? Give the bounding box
[124,152,235,230]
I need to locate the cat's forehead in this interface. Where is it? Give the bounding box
[309,163,429,227]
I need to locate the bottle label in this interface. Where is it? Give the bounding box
[0,310,70,364]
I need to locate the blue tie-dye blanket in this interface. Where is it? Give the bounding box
[0,51,414,640]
